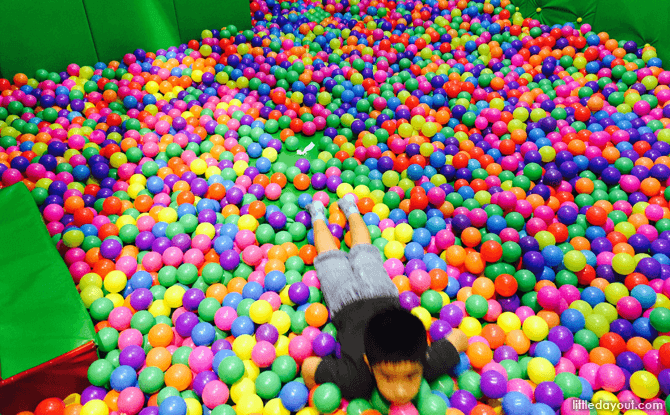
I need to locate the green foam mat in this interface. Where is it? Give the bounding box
[0,183,96,379]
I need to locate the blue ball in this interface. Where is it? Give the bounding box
[279,381,309,412]
[159,396,187,415]
[541,245,563,267]
[530,403,554,415]
[502,391,531,415]
[581,286,605,307]
[192,322,216,346]
[560,309,586,333]
[264,270,287,292]
[231,316,255,337]
[110,365,138,391]
[533,341,561,365]
[631,285,657,309]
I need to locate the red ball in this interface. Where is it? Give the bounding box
[659,343,670,368]
[34,398,65,415]
[585,206,607,226]
[481,240,503,263]
[599,332,627,356]
[495,274,518,297]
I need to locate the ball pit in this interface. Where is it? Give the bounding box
[4,0,670,414]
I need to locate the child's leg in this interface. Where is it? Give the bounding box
[306,200,338,253]
[337,194,371,246]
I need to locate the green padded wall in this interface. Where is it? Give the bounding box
[513,0,670,64]
[0,184,96,379]
[0,0,98,80]
[83,0,182,63]
[174,0,252,42]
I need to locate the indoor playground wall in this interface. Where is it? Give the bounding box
[510,0,670,64]
[0,0,252,79]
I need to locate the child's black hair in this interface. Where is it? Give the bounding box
[363,307,428,368]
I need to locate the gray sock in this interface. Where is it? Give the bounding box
[337,194,359,218]
[306,200,326,225]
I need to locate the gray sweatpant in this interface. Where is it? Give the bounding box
[314,244,399,318]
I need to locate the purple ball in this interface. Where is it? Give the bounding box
[311,172,327,189]
[172,233,192,252]
[326,176,342,192]
[493,345,519,362]
[480,370,507,399]
[256,323,279,344]
[429,319,452,341]
[119,345,146,370]
[175,311,199,337]
[81,385,108,404]
[191,178,208,196]
[198,209,217,225]
[135,231,156,250]
[268,211,287,230]
[405,258,427,274]
[294,211,311,227]
[399,291,420,310]
[151,237,172,254]
[139,407,159,415]
[295,158,311,173]
[248,183,265,199]
[547,326,574,352]
[220,249,241,270]
[328,223,343,239]
[498,294,521,312]
[211,339,232,354]
[659,368,670,395]
[130,288,153,310]
[100,239,122,259]
[312,333,336,357]
[534,381,563,409]
[458,272,477,288]
[192,370,219,396]
[183,288,206,311]
[450,390,477,414]
[227,187,244,205]
[288,282,310,305]
[439,303,463,327]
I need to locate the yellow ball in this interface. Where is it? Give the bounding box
[270,310,291,334]
[591,391,619,415]
[81,399,109,415]
[195,222,216,239]
[275,335,289,356]
[336,183,354,198]
[249,300,274,324]
[629,370,659,399]
[103,270,127,293]
[381,228,396,242]
[523,316,549,341]
[395,223,414,243]
[81,285,104,308]
[459,316,482,337]
[384,241,405,259]
[497,312,521,333]
[604,283,629,305]
[164,285,186,308]
[106,293,125,308]
[527,357,556,383]
[236,394,264,415]
[158,207,178,223]
[233,334,256,361]
[231,378,257,403]
[243,360,260,381]
[264,398,291,415]
[372,203,390,220]
[148,299,170,317]
[185,398,202,415]
[570,300,593,317]
[80,273,103,289]
[238,214,259,232]
[296,407,319,415]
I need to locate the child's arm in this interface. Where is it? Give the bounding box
[302,356,322,389]
[423,328,468,381]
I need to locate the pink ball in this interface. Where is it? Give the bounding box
[117,387,145,415]
[484,299,502,322]
[235,230,257,249]
[265,183,282,200]
[202,380,229,409]
[118,328,143,349]
[555,357,576,374]
[302,270,320,288]
[288,335,312,362]
[507,378,533,400]
[189,346,214,373]
[162,247,184,267]
[561,398,590,415]
[616,296,642,320]
[579,362,602,390]
[252,340,277,368]
[482,362,508,379]
[408,270,431,295]
[388,403,418,415]
[109,307,133,331]
[43,204,64,222]
[312,191,330,206]
[142,252,163,272]
[564,344,589,369]
[259,292,281,310]
[214,306,238,331]
[384,258,405,278]
[243,245,263,266]
[597,363,625,392]
[537,286,561,310]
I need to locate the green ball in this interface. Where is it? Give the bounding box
[650,307,670,332]
[429,374,455,397]
[97,327,119,352]
[157,386,180,405]
[457,371,482,399]
[90,297,114,321]
[88,359,114,386]
[370,388,390,415]
[502,241,522,263]
[574,329,600,351]
[130,310,156,334]
[272,355,298,383]
[500,360,522,379]
[172,346,191,365]
[417,393,447,415]
[465,294,488,319]
[554,372,582,399]
[138,366,165,394]
[421,290,443,315]
[255,371,282,399]
[211,405,236,415]
[347,399,373,415]
[218,355,245,384]
[313,383,342,413]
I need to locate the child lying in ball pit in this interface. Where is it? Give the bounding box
[300,194,468,405]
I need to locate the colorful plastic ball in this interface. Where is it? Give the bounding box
[501,391,531,415]
[279,381,309,412]
[313,383,342,414]
[630,370,660,399]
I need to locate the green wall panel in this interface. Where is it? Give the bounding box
[83,0,182,63]
[0,0,98,79]
[512,0,670,64]
[174,0,252,41]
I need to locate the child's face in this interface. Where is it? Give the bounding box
[370,361,423,406]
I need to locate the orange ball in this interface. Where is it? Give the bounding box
[506,329,531,354]
[627,336,652,358]
[589,347,616,365]
[481,324,506,349]
[146,347,172,371]
[305,303,328,327]
[466,342,493,369]
[148,323,174,347]
[461,227,482,247]
[472,277,495,299]
[164,363,192,391]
